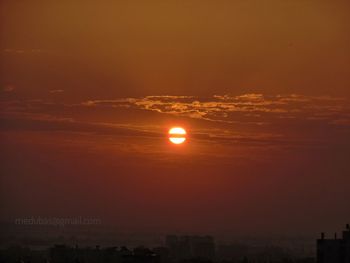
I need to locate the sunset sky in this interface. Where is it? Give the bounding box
[1,0,350,237]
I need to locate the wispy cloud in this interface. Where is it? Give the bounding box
[49,89,64,94]
[80,94,350,126]
[3,48,47,54]
[2,85,15,92]
[1,94,349,154]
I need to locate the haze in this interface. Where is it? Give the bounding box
[1,0,350,237]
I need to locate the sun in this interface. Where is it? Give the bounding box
[168,127,187,145]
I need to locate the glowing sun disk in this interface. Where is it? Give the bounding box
[169,127,187,135]
[168,127,187,145]
[169,137,186,144]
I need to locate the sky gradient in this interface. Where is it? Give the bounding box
[1,0,350,237]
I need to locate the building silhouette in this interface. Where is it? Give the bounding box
[49,244,160,263]
[165,235,215,261]
[317,224,350,263]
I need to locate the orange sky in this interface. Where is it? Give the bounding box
[1,0,350,237]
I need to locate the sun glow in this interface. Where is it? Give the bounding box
[168,127,187,145]
[169,137,186,144]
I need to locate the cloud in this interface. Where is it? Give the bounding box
[49,89,64,94]
[80,94,350,126]
[1,94,349,154]
[3,48,46,54]
[2,85,15,92]
[2,94,349,129]
[0,113,161,139]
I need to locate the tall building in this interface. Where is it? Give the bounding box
[317,224,350,263]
